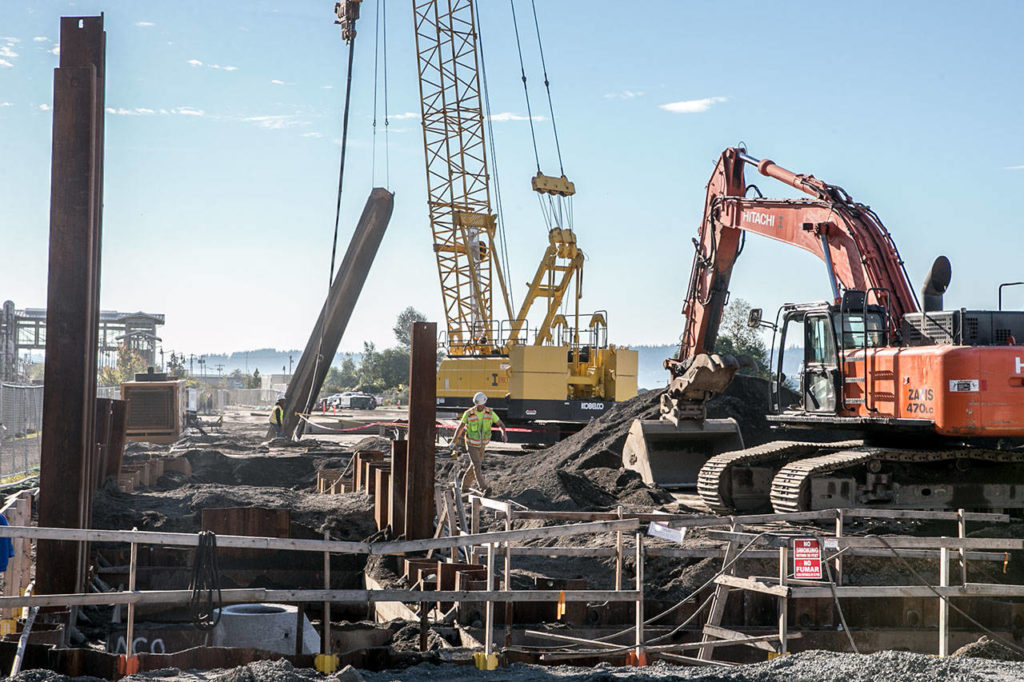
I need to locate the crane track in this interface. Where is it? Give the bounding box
[769,447,1024,513]
[696,440,861,515]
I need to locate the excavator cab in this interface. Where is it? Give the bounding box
[769,296,888,418]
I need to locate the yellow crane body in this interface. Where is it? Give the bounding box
[416,0,636,423]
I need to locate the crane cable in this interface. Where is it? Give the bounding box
[509,0,541,174]
[528,0,564,176]
[299,20,359,440]
[475,0,515,315]
[328,36,357,287]
[382,0,390,187]
[371,0,391,188]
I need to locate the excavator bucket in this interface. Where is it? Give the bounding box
[622,418,744,489]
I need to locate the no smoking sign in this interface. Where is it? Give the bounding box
[793,538,822,580]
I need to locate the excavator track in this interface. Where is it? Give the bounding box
[769,447,1024,513]
[696,440,862,515]
[770,449,875,513]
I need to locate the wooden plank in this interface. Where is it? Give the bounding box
[657,652,736,667]
[508,507,1011,527]
[710,530,1024,551]
[701,625,796,652]
[698,528,740,661]
[470,496,511,516]
[0,588,644,609]
[714,574,791,598]
[0,517,638,555]
[525,630,618,649]
[405,322,437,540]
[843,508,1008,523]
[789,583,1024,599]
[380,518,639,554]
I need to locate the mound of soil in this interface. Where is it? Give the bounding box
[952,635,1024,661]
[494,375,779,511]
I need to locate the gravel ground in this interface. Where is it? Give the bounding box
[359,650,1024,681]
[16,649,1024,682]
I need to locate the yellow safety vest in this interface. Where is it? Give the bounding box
[270,405,284,425]
[460,406,501,447]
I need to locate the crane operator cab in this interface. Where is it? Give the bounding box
[753,292,888,418]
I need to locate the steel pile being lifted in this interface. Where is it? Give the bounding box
[277,189,394,441]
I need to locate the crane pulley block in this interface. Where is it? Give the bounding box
[532,173,576,197]
[334,0,361,43]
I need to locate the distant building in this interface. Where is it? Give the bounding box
[262,373,292,394]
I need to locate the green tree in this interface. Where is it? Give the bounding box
[338,356,359,387]
[358,341,383,391]
[167,352,188,379]
[246,368,262,389]
[323,357,360,395]
[98,344,149,386]
[393,306,427,348]
[377,347,410,388]
[713,298,771,378]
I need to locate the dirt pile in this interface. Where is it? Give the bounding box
[493,375,779,511]
[92,480,376,540]
[952,635,1024,661]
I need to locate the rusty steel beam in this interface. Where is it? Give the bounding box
[37,15,106,597]
[405,322,437,540]
[389,440,408,536]
[276,188,394,439]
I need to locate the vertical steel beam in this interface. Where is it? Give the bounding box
[405,322,437,540]
[389,439,408,536]
[37,15,105,597]
[278,188,394,440]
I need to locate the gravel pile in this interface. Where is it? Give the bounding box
[359,649,1024,681]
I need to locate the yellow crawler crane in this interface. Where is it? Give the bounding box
[412,0,636,423]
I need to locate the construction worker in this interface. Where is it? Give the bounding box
[269,398,286,438]
[451,391,507,494]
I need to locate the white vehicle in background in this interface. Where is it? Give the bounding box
[338,391,376,410]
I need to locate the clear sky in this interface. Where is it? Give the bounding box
[2,1,1023,361]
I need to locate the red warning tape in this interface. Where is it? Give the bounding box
[296,414,557,435]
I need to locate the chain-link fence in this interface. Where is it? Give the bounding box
[0,384,43,479]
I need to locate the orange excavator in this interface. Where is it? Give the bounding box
[624,147,1024,513]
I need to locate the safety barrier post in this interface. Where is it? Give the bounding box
[834,509,844,585]
[778,544,788,656]
[939,546,950,657]
[126,539,137,655]
[634,532,644,664]
[615,506,623,591]
[957,509,967,586]
[504,509,512,648]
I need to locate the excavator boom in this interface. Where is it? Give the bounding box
[627,147,921,489]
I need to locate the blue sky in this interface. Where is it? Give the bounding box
[2,1,1023,361]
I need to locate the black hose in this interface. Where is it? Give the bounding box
[189,531,223,630]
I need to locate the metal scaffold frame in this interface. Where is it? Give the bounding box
[412,0,511,355]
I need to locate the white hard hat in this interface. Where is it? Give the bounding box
[473,392,488,405]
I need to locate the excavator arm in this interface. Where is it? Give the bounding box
[626,147,922,489]
[669,147,919,403]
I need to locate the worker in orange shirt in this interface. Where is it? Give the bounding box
[451,392,507,494]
